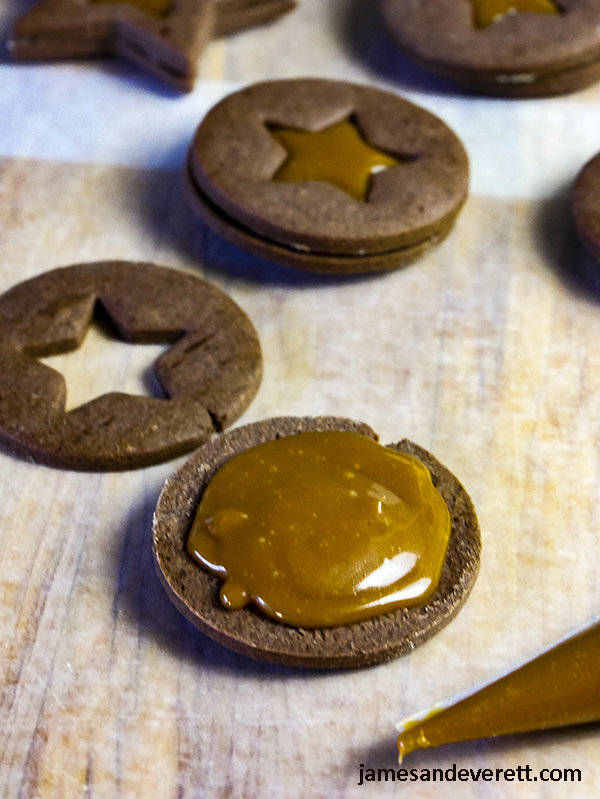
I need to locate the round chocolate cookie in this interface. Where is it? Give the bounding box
[572,152,600,261]
[380,0,600,97]
[153,416,481,668]
[0,261,262,471]
[186,78,469,274]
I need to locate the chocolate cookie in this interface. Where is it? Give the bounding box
[153,416,481,668]
[380,0,600,97]
[7,0,295,92]
[572,152,600,262]
[186,78,469,274]
[213,0,296,36]
[0,261,262,471]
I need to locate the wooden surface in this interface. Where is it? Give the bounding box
[1,1,600,796]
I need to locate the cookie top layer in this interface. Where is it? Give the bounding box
[153,416,481,668]
[0,261,262,471]
[380,0,600,77]
[572,152,600,262]
[189,79,469,256]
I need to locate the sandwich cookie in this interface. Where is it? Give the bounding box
[380,0,600,97]
[8,0,296,92]
[0,261,262,471]
[185,78,469,274]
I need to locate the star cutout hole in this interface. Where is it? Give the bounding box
[39,306,168,412]
[267,116,410,202]
[470,0,561,28]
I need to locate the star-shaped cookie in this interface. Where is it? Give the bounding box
[269,118,404,202]
[7,0,296,92]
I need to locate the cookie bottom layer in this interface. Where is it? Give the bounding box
[153,416,481,668]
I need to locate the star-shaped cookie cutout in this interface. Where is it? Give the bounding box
[7,0,296,92]
[470,0,561,28]
[268,118,404,202]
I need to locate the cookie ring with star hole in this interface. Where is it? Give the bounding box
[0,261,262,471]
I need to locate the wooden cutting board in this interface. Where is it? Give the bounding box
[1,1,600,796]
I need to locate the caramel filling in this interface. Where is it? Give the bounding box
[397,620,600,759]
[187,431,451,628]
[268,118,403,202]
[471,0,560,28]
[92,0,171,18]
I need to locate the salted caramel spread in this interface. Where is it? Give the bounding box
[396,618,600,759]
[187,431,451,627]
[94,0,171,17]
[471,0,560,28]
[268,119,403,202]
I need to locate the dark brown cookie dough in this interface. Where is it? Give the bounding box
[213,0,296,36]
[153,416,481,668]
[572,152,600,262]
[0,261,262,471]
[186,78,469,274]
[7,0,295,92]
[380,0,600,97]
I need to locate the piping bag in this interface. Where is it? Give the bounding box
[396,615,600,760]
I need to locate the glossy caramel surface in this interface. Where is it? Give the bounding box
[471,0,560,28]
[268,118,403,202]
[187,431,451,627]
[397,619,600,759]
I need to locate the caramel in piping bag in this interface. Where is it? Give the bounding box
[396,616,600,760]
